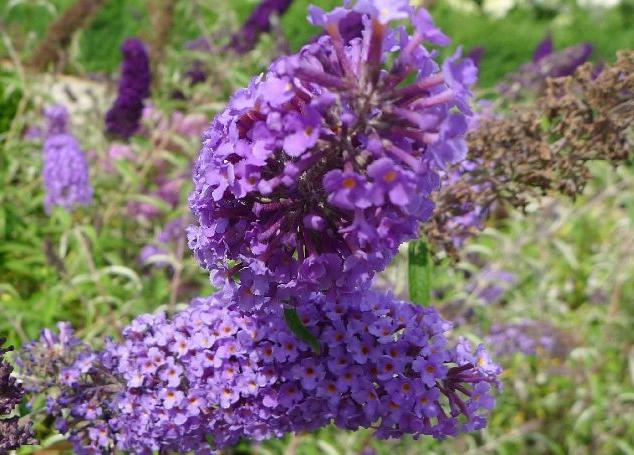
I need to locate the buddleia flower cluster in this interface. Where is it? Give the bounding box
[229,0,294,53]
[23,103,69,141]
[16,324,117,453]
[20,291,499,453]
[498,35,593,100]
[42,105,92,214]
[21,2,502,451]
[189,0,476,310]
[105,38,151,140]
[43,103,69,136]
[1,338,36,453]
[486,320,574,359]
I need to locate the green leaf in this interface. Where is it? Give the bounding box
[284,308,321,354]
[204,434,215,447]
[408,240,432,306]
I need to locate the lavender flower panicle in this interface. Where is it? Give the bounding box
[1,338,36,453]
[189,2,476,311]
[16,323,116,453]
[486,320,567,358]
[230,0,294,53]
[16,322,92,394]
[532,34,553,63]
[499,37,592,99]
[105,38,151,139]
[44,104,69,136]
[42,133,93,214]
[22,291,500,453]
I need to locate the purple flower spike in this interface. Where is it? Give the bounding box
[532,34,553,62]
[43,104,69,136]
[486,320,564,358]
[548,43,593,77]
[466,46,485,70]
[189,3,476,311]
[500,38,593,99]
[42,134,93,214]
[105,38,151,140]
[230,0,294,53]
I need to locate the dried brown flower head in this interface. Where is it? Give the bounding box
[427,51,634,257]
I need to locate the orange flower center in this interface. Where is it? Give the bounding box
[383,170,397,183]
[342,177,357,189]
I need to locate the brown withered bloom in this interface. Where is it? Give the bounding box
[426,51,634,257]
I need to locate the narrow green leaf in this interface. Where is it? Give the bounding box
[408,240,431,306]
[284,308,321,354]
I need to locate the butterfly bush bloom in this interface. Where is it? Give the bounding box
[1,338,36,452]
[16,322,93,394]
[189,2,476,309]
[16,324,121,453]
[499,35,593,99]
[42,133,93,214]
[22,291,500,453]
[487,320,565,358]
[44,104,69,136]
[230,0,294,53]
[105,38,151,139]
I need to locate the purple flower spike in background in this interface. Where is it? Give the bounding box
[43,104,69,136]
[105,38,151,140]
[1,338,36,453]
[532,34,553,62]
[230,0,294,53]
[42,133,92,214]
[466,46,485,70]
[189,1,477,310]
[21,290,500,453]
[16,324,114,452]
[545,42,593,77]
[499,36,593,99]
[486,320,567,358]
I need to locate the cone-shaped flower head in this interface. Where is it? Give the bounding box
[43,104,69,136]
[189,2,477,310]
